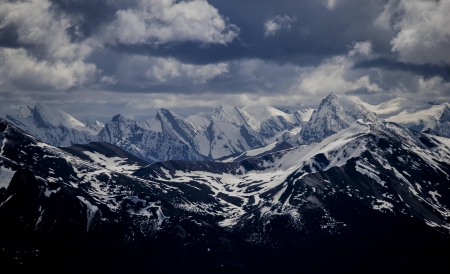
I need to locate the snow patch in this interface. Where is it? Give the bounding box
[77,196,99,232]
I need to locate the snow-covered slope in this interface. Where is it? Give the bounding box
[60,142,150,174]
[350,96,429,117]
[5,104,102,146]
[219,140,293,162]
[136,119,450,240]
[350,97,450,137]
[292,93,381,145]
[293,108,315,124]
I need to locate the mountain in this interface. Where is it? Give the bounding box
[352,97,450,137]
[1,105,450,272]
[98,105,309,162]
[0,117,255,272]
[292,92,381,145]
[351,96,430,117]
[293,107,315,123]
[5,104,102,147]
[97,114,208,163]
[134,118,450,271]
[4,103,313,163]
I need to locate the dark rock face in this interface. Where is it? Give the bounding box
[1,118,450,272]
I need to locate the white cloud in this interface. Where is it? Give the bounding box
[105,0,239,45]
[145,58,229,84]
[417,76,450,98]
[376,0,450,65]
[292,54,381,97]
[100,76,118,85]
[0,0,99,90]
[263,15,297,37]
[0,0,94,62]
[0,48,97,90]
[348,40,373,57]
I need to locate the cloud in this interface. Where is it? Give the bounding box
[0,0,99,91]
[376,0,450,65]
[416,76,450,98]
[145,58,229,84]
[0,0,95,61]
[294,60,381,96]
[104,0,239,45]
[348,41,373,57]
[321,0,339,10]
[292,48,382,97]
[263,15,297,37]
[0,47,97,91]
[100,75,118,85]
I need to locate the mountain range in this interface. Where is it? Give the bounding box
[6,103,314,162]
[1,92,450,272]
[7,94,450,165]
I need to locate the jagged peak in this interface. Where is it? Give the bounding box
[111,114,127,122]
[317,92,378,117]
[208,105,243,123]
[156,108,185,122]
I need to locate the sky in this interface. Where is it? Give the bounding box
[1,0,450,122]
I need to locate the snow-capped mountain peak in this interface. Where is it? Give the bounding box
[5,103,101,146]
[111,113,127,122]
[351,96,450,137]
[349,96,430,117]
[294,92,382,144]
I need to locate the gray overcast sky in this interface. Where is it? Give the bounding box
[1,0,450,122]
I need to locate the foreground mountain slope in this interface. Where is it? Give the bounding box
[134,118,450,267]
[5,104,103,147]
[135,119,450,234]
[60,142,150,174]
[0,118,258,272]
[2,111,450,271]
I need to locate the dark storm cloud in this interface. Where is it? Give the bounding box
[49,0,121,41]
[0,22,20,48]
[47,0,392,67]
[90,0,392,67]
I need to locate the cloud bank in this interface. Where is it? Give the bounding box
[0,0,449,120]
